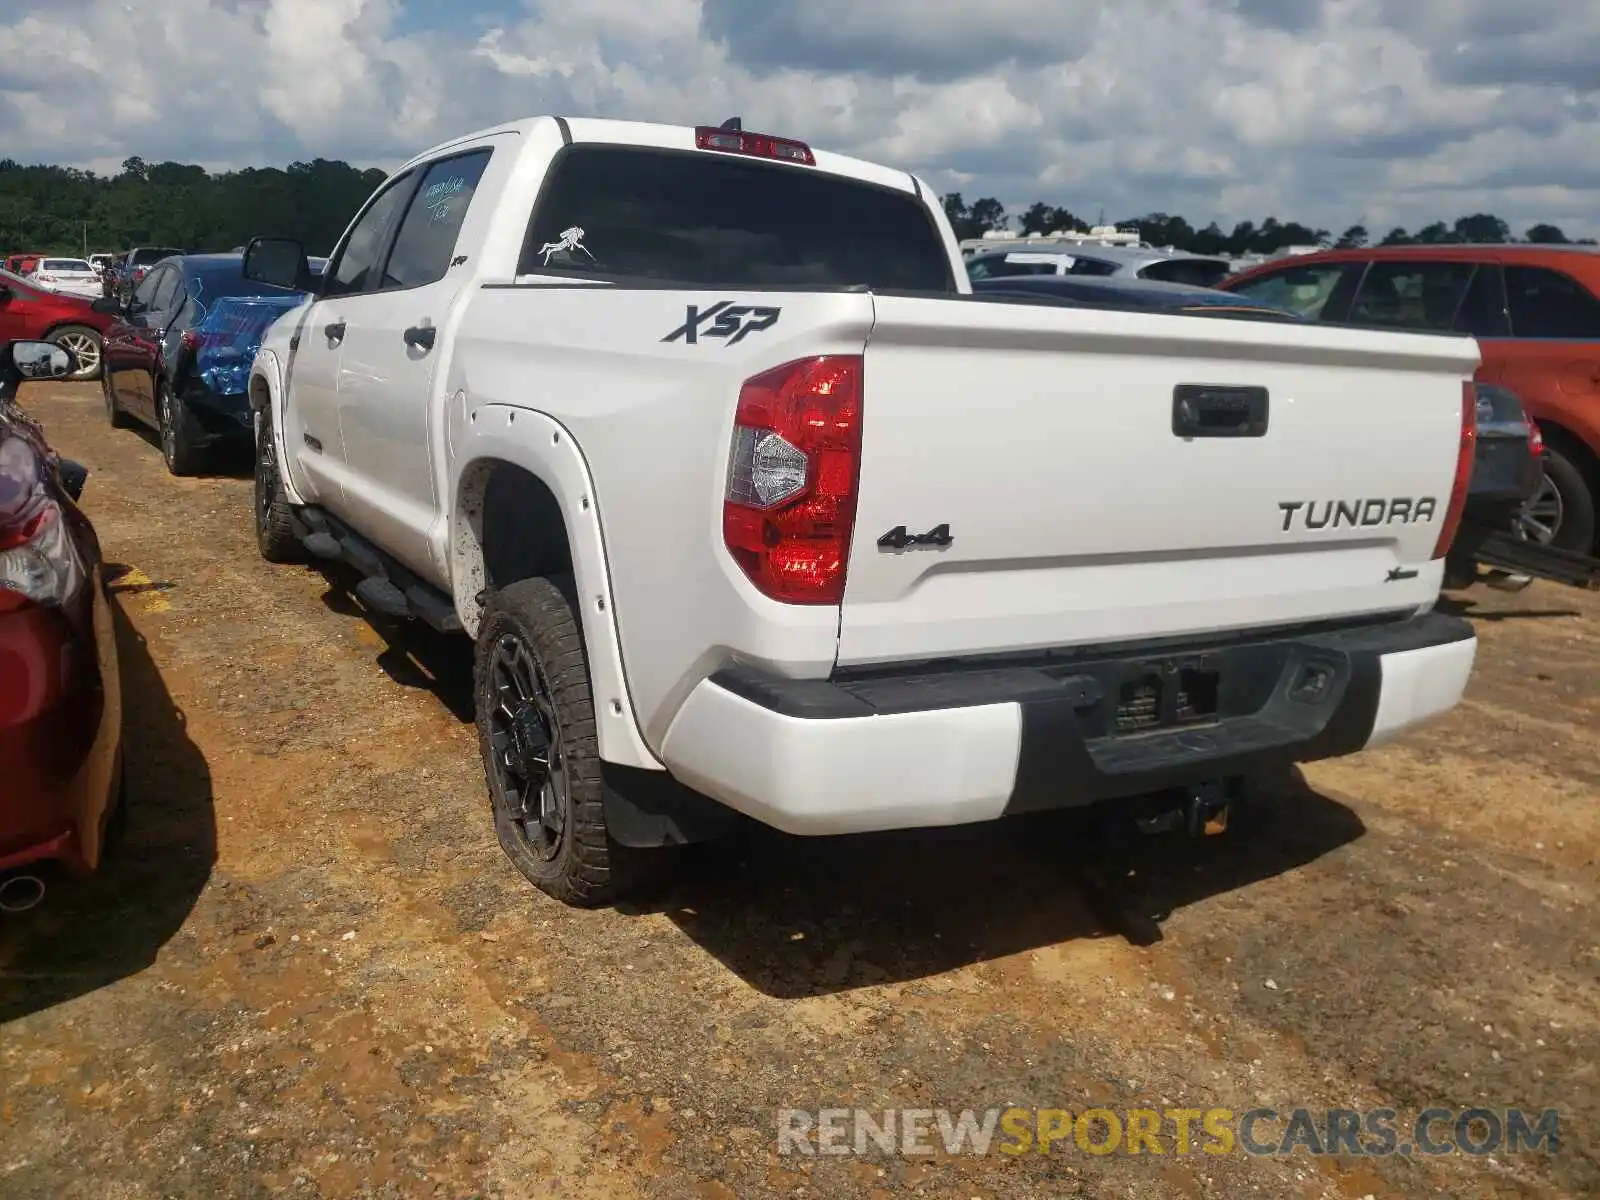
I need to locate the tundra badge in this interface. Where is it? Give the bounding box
[1279,498,1437,531]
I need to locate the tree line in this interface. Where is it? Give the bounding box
[943,195,1595,255]
[0,156,389,258]
[2,152,1589,261]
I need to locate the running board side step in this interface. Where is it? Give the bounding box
[293,508,464,632]
[1470,527,1600,590]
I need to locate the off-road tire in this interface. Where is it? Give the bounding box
[254,407,302,562]
[474,575,657,906]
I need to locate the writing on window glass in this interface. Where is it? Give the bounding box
[424,176,468,223]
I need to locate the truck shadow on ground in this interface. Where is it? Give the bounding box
[637,770,1365,999]
[1437,594,1582,622]
[0,597,216,1025]
[315,578,476,724]
[292,568,1368,1001]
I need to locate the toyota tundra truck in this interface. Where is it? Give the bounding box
[242,115,1481,906]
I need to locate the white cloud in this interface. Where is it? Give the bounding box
[0,0,1597,236]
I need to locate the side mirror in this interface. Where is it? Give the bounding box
[57,457,88,501]
[90,296,122,315]
[243,236,313,292]
[5,340,78,380]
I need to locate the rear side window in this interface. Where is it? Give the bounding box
[1227,263,1358,320]
[1065,256,1118,276]
[133,266,169,308]
[1347,261,1474,331]
[381,149,493,290]
[1140,258,1230,288]
[150,268,181,312]
[1453,265,1510,337]
[1504,265,1600,339]
[968,254,1058,279]
[520,145,954,291]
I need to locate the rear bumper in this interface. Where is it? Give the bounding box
[0,582,122,875]
[658,612,1476,836]
[181,381,253,443]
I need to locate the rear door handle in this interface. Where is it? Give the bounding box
[403,324,436,351]
[1172,385,1270,438]
[323,320,345,344]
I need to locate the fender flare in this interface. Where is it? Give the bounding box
[247,350,309,507]
[451,405,663,771]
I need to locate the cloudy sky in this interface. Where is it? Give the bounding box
[2,0,1597,237]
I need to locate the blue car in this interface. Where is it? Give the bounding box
[97,253,322,474]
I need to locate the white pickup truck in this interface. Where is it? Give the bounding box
[243,116,1481,906]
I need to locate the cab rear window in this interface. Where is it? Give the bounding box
[520,144,955,292]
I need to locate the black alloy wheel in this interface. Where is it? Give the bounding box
[486,629,569,864]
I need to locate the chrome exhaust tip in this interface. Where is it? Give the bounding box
[0,873,46,913]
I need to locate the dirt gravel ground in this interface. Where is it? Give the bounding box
[2,381,1596,1199]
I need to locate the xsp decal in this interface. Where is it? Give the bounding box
[663,301,782,346]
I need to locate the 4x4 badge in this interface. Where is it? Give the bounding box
[878,524,952,550]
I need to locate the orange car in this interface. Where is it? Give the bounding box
[1222,245,1600,553]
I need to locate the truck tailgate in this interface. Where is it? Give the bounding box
[839,295,1480,666]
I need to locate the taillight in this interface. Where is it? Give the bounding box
[1433,382,1479,559]
[182,330,228,356]
[723,356,863,604]
[694,126,816,166]
[1528,418,1545,458]
[0,436,83,608]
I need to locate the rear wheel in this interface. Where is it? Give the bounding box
[254,407,302,562]
[474,576,661,906]
[50,325,102,382]
[102,371,131,428]
[156,381,208,476]
[1522,446,1595,553]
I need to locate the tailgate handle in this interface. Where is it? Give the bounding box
[1172,385,1269,438]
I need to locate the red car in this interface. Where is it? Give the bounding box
[0,340,122,906]
[1221,245,1600,553]
[0,269,113,382]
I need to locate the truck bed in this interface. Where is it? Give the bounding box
[457,282,1479,747]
